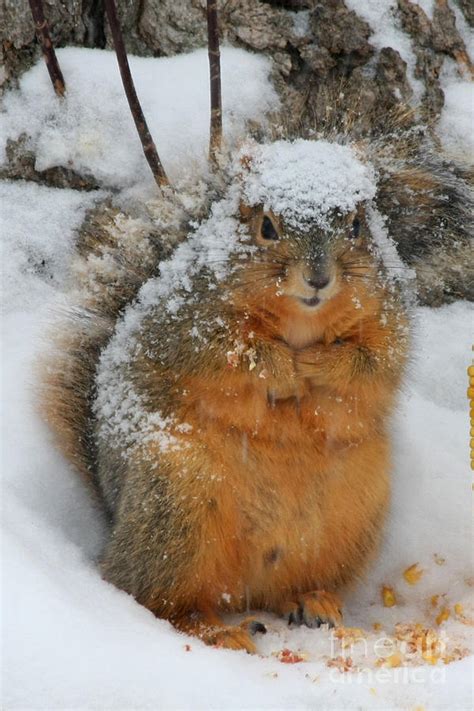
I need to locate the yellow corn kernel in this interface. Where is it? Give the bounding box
[436,607,450,625]
[468,365,474,377]
[403,563,423,585]
[454,603,464,616]
[382,585,397,607]
[422,652,440,665]
[385,652,403,668]
[372,622,382,631]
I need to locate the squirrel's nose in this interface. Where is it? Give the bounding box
[304,271,330,290]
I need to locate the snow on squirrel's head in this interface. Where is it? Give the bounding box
[238,139,376,232]
[224,138,386,340]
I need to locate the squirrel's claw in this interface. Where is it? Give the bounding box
[246,619,267,636]
[284,590,343,629]
[282,601,302,626]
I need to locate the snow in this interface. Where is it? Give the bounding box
[0,47,278,196]
[449,2,474,57]
[2,41,473,710]
[292,10,311,39]
[437,79,474,159]
[0,181,103,312]
[240,139,377,231]
[435,4,474,162]
[344,0,425,102]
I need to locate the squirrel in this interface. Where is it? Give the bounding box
[39,106,471,653]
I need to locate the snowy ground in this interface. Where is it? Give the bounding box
[1,34,473,711]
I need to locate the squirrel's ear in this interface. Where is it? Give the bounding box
[239,202,256,222]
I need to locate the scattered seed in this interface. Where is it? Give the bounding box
[382,585,397,607]
[403,563,424,585]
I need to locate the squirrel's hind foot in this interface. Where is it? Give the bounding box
[282,590,343,629]
[209,625,257,653]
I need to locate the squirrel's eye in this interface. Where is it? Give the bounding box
[351,217,361,238]
[261,216,279,241]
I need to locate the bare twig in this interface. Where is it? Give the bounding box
[103,0,170,189]
[28,0,66,97]
[207,0,223,165]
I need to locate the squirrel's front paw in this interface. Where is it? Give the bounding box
[282,590,343,629]
[294,345,326,381]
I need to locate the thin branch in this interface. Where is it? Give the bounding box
[28,0,66,97]
[207,0,223,165]
[103,0,170,189]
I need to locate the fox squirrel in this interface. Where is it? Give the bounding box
[40,115,469,652]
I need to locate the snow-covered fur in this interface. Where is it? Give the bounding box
[39,203,185,486]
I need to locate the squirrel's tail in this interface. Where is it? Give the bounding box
[39,203,181,493]
[366,113,474,305]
